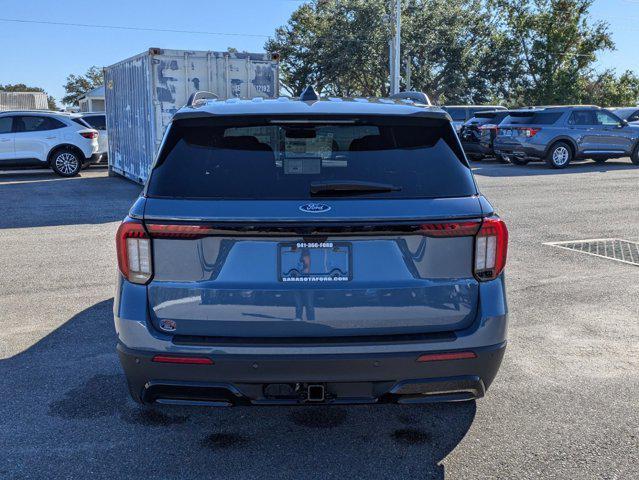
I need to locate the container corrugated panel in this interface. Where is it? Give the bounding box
[105,48,279,184]
[104,52,155,183]
[0,92,48,111]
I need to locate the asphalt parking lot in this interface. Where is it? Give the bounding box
[1,159,638,479]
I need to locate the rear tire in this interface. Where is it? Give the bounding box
[631,145,639,165]
[545,142,573,169]
[50,148,82,177]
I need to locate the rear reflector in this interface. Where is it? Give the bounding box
[417,351,477,362]
[474,216,508,281]
[152,355,214,365]
[116,219,152,284]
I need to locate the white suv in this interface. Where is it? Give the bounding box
[0,110,100,176]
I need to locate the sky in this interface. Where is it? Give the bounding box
[1,0,638,104]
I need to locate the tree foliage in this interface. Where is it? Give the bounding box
[267,0,638,106]
[583,70,639,107]
[62,66,103,106]
[0,83,57,109]
[491,0,614,105]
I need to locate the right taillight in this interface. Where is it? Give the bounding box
[116,219,152,284]
[474,216,508,281]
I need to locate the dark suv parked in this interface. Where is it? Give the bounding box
[442,105,507,133]
[494,106,639,168]
[114,92,509,407]
[459,110,511,160]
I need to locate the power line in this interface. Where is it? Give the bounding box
[0,17,623,60]
[0,17,272,38]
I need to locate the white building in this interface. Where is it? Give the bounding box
[78,85,105,112]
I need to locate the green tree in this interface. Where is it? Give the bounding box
[268,0,636,107]
[490,0,614,106]
[402,0,513,104]
[266,1,390,97]
[267,0,518,103]
[582,70,639,107]
[0,83,56,109]
[62,66,103,106]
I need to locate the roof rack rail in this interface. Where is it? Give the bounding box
[388,91,431,106]
[187,91,218,107]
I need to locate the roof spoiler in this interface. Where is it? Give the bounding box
[474,110,511,118]
[388,91,431,106]
[186,91,218,107]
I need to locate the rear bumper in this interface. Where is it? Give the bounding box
[114,273,509,406]
[117,341,506,406]
[83,152,104,165]
[461,141,492,158]
[494,141,544,160]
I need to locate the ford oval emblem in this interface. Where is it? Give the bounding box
[299,203,331,213]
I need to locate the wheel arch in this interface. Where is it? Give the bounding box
[544,137,577,158]
[46,144,86,166]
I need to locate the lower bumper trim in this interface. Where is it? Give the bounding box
[120,343,506,407]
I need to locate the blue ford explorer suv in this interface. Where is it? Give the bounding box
[114,89,509,406]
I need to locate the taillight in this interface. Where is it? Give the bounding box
[116,219,152,284]
[79,131,98,139]
[146,223,215,239]
[420,221,480,237]
[515,127,540,138]
[474,216,508,281]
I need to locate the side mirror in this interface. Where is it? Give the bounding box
[620,119,629,128]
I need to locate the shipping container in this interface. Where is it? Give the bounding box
[0,91,48,111]
[104,48,280,183]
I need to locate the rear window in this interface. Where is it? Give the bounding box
[443,107,467,121]
[466,112,509,125]
[147,116,477,200]
[502,111,563,125]
[82,115,106,130]
[72,117,92,128]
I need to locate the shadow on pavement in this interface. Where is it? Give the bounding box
[471,158,638,177]
[0,172,141,229]
[0,299,476,479]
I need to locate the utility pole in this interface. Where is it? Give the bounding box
[389,0,401,94]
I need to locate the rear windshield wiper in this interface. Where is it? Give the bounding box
[310,180,402,195]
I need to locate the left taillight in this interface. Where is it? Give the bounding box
[474,216,508,281]
[116,219,152,284]
[79,131,98,139]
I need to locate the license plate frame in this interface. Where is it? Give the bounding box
[278,241,352,283]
